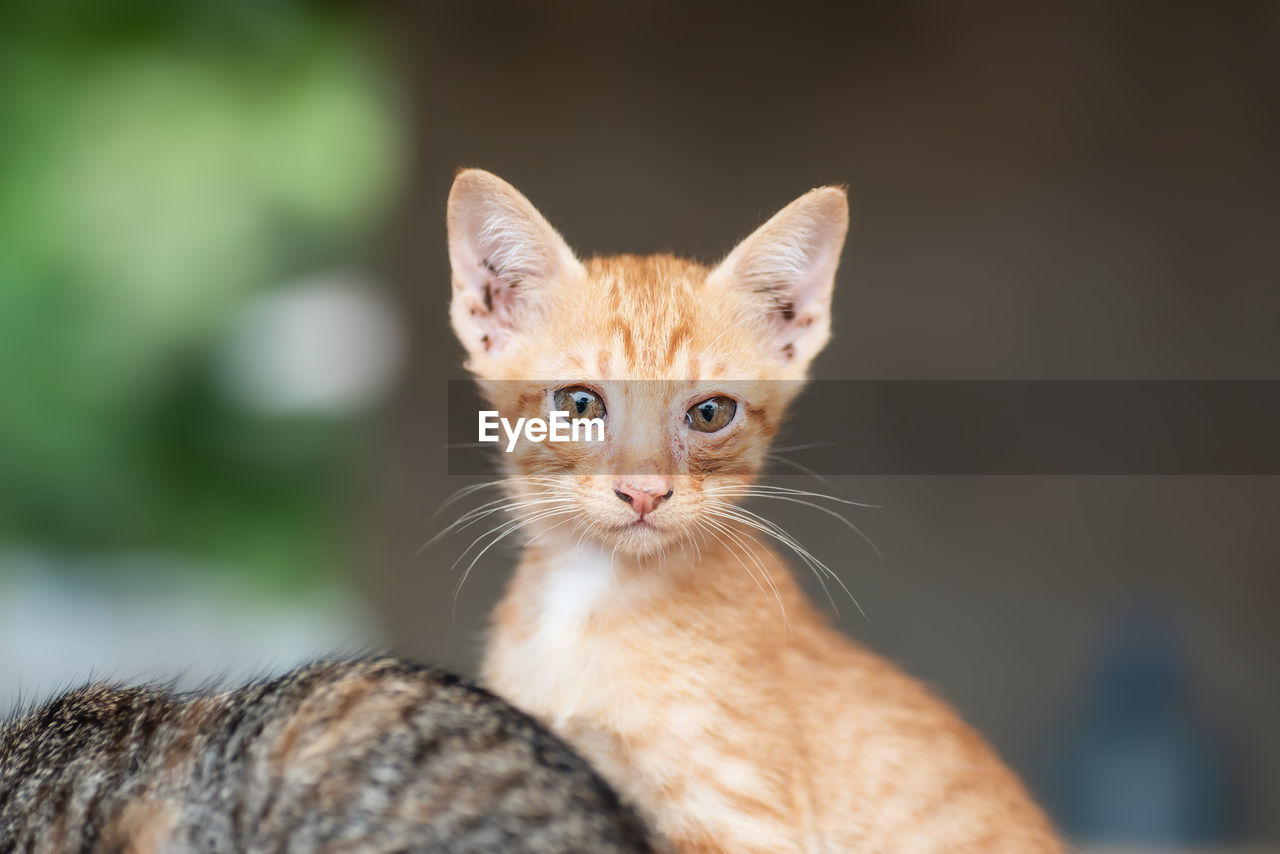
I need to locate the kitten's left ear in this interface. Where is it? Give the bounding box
[447,169,585,361]
[708,186,848,368]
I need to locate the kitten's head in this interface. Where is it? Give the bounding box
[447,169,847,557]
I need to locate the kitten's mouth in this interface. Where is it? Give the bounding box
[600,516,679,556]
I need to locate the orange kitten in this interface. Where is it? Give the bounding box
[445,169,1063,853]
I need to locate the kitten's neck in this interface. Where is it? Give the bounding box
[484,525,816,721]
[506,525,809,630]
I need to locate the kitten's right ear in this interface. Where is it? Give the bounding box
[707,186,848,370]
[447,169,583,361]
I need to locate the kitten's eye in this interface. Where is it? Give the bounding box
[686,396,737,433]
[554,386,606,420]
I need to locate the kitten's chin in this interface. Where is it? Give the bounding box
[533,516,686,559]
[600,521,689,559]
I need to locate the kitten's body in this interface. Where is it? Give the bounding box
[0,656,654,853]
[447,173,1064,853]
[489,540,1056,853]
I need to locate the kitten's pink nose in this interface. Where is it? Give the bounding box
[613,476,673,519]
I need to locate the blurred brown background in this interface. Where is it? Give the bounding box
[369,1,1279,843]
[2,0,1276,847]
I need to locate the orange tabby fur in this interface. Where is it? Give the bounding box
[446,169,1063,853]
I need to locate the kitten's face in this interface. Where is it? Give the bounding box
[447,170,847,558]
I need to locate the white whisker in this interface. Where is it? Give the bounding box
[703,516,792,637]
[452,506,578,617]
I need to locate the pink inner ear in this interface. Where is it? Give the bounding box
[456,255,526,355]
[760,291,830,365]
[752,281,825,362]
[480,262,521,318]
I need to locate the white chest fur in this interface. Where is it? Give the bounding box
[486,544,628,725]
[532,543,616,630]
[485,544,804,852]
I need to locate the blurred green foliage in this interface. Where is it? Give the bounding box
[0,0,404,590]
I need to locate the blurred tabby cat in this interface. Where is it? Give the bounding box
[446,169,1064,853]
[0,656,654,853]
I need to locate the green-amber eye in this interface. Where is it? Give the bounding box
[687,396,737,433]
[553,386,606,420]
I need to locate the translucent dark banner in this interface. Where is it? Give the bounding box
[446,380,1280,475]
